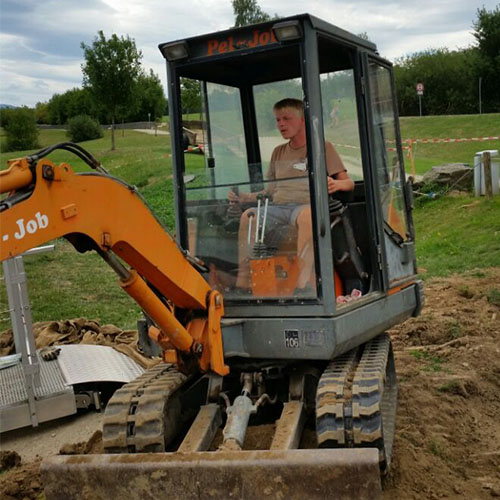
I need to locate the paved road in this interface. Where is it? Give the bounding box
[133,128,169,135]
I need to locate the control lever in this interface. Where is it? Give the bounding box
[252,193,270,258]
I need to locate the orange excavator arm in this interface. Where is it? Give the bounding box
[0,144,228,376]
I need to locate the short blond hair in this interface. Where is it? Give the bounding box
[273,98,304,117]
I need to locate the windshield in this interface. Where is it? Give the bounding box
[182,80,317,301]
[186,175,316,300]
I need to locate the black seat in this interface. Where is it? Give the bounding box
[329,195,370,295]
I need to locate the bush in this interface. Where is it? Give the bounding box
[0,108,15,128]
[3,107,39,152]
[66,114,103,143]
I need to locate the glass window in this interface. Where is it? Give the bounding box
[320,70,364,181]
[368,63,408,240]
[182,81,248,198]
[186,177,315,300]
[254,79,303,174]
[182,78,317,301]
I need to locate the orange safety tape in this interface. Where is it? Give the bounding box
[385,136,500,144]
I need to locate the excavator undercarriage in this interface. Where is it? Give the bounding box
[40,333,395,499]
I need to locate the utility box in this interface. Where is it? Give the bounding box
[474,150,499,196]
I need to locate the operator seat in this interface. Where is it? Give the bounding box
[329,194,370,295]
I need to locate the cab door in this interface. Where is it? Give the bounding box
[364,55,417,288]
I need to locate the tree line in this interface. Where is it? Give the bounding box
[1,31,168,151]
[1,4,498,152]
[395,7,500,115]
[3,58,167,130]
[33,69,166,127]
[176,4,500,118]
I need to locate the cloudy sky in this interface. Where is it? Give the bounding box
[0,0,496,107]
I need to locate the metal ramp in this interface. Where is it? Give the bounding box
[0,346,145,433]
[0,352,76,433]
[1,249,145,433]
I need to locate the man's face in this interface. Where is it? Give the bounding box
[274,108,304,140]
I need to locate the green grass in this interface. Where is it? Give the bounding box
[0,129,187,331]
[438,380,462,394]
[161,113,203,124]
[414,194,500,278]
[399,113,500,175]
[1,116,499,331]
[427,436,449,460]
[487,288,500,307]
[409,350,445,372]
[18,243,143,329]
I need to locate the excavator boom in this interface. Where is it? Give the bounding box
[0,150,227,375]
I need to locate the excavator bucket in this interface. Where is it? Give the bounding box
[41,448,381,500]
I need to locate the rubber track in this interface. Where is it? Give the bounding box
[102,363,187,453]
[316,333,397,472]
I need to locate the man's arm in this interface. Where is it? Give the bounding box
[228,148,278,203]
[325,142,354,193]
[328,171,354,193]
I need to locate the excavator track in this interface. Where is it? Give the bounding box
[103,363,189,453]
[316,333,397,472]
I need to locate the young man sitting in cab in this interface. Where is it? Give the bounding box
[229,98,354,296]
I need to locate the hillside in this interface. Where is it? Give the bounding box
[399,113,500,174]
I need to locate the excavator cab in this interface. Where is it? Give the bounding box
[0,14,424,500]
[163,14,421,360]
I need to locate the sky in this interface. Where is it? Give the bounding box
[0,0,497,107]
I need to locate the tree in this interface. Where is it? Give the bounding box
[472,6,500,112]
[81,31,143,150]
[473,6,500,59]
[232,0,271,27]
[394,49,479,115]
[67,115,103,143]
[180,78,202,115]
[3,107,39,152]
[35,102,50,124]
[128,70,167,122]
[47,88,102,125]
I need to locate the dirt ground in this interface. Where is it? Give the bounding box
[1,268,499,499]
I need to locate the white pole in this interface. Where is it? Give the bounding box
[479,77,482,115]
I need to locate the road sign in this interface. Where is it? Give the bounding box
[416,83,424,95]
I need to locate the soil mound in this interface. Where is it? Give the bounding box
[384,268,500,499]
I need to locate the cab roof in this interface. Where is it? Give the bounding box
[159,14,380,87]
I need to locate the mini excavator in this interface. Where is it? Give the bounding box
[0,14,423,499]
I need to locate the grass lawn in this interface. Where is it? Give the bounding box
[0,129,179,330]
[399,113,500,175]
[414,194,500,279]
[1,116,499,331]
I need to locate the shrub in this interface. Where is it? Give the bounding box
[0,108,15,128]
[3,107,39,152]
[66,114,103,143]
